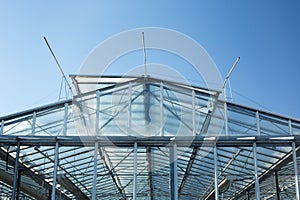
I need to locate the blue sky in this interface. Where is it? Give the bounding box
[0,1,299,119]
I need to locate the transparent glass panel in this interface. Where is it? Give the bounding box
[259,113,290,136]
[292,121,300,135]
[227,104,257,136]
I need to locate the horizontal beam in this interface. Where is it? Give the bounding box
[0,136,300,147]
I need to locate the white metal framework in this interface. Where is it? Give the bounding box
[0,75,299,200]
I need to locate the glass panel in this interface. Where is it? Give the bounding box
[227,104,257,136]
[292,121,300,135]
[259,113,290,136]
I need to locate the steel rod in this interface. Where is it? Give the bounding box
[43,37,74,95]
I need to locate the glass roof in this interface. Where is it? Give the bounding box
[0,75,300,199]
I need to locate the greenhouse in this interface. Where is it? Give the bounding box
[0,75,299,200]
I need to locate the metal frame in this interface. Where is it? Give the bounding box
[1,75,300,200]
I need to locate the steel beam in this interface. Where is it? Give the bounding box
[256,111,261,136]
[160,82,164,136]
[128,82,132,134]
[2,135,300,147]
[178,147,198,196]
[214,145,219,200]
[133,142,138,200]
[96,90,100,135]
[63,103,68,136]
[224,102,228,136]
[292,142,300,200]
[0,119,4,135]
[170,143,178,200]
[274,171,280,200]
[98,146,127,200]
[31,112,36,136]
[253,142,260,200]
[192,90,195,135]
[92,142,98,200]
[11,141,20,200]
[51,142,59,200]
[146,146,153,199]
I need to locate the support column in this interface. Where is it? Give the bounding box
[92,142,98,200]
[51,142,59,200]
[170,143,178,200]
[16,169,22,200]
[11,141,20,200]
[0,120,4,135]
[96,91,100,135]
[63,103,68,136]
[192,90,196,135]
[160,82,164,136]
[256,111,261,136]
[214,145,219,200]
[292,142,300,200]
[253,142,260,200]
[224,102,228,136]
[274,171,280,200]
[128,82,132,135]
[133,142,138,200]
[289,120,293,136]
[31,112,36,136]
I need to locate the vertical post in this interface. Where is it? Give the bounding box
[16,169,21,200]
[133,142,138,200]
[170,143,178,200]
[160,82,164,136]
[92,142,98,200]
[0,120,4,135]
[63,103,68,136]
[192,90,196,135]
[146,147,153,199]
[289,120,293,136]
[292,142,300,200]
[274,171,280,200]
[256,111,261,136]
[214,145,219,200]
[96,91,100,135]
[128,82,132,135]
[31,112,36,136]
[253,142,260,200]
[51,142,59,200]
[174,143,178,200]
[11,141,20,200]
[224,102,228,136]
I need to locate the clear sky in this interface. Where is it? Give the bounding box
[0,1,299,119]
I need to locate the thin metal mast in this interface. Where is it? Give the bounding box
[43,37,74,96]
[142,32,147,77]
[222,57,240,99]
